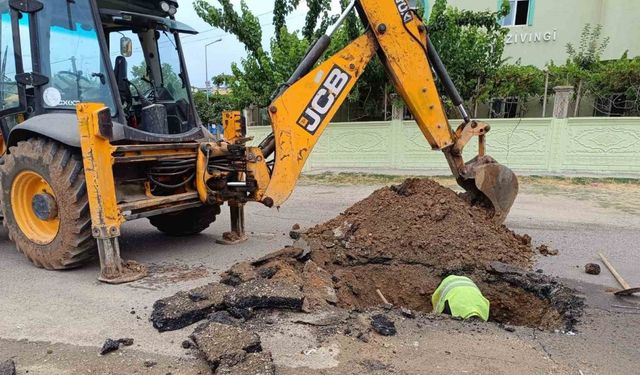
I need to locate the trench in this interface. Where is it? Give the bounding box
[329,262,582,330]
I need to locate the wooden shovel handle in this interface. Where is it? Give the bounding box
[598,252,631,290]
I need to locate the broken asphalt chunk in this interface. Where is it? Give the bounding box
[208,310,244,326]
[99,339,121,355]
[190,321,262,371]
[250,247,304,267]
[224,279,304,311]
[0,360,16,375]
[585,263,601,275]
[118,338,134,346]
[301,260,338,312]
[370,314,397,336]
[151,283,231,332]
[220,262,258,286]
[216,352,275,375]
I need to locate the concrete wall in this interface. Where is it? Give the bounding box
[248,117,640,177]
[430,0,640,67]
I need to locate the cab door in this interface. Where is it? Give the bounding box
[0,0,33,153]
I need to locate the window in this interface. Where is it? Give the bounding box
[108,30,189,102]
[37,0,115,111]
[502,0,531,26]
[0,4,31,112]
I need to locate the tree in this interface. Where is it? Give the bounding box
[193,0,512,121]
[566,24,610,70]
[193,90,239,124]
[130,62,184,97]
[427,0,510,113]
[194,0,317,111]
[484,63,544,116]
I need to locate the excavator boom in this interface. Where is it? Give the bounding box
[252,0,518,221]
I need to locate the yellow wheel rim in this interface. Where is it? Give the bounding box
[11,171,60,244]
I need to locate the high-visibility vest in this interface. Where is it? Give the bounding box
[431,275,490,321]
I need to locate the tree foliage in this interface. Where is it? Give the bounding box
[589,55,640,99]
[193,90,239,124]
[427,0,510,106]
[486,63,544,101]
[566,24,610,70]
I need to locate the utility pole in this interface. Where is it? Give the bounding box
[205,38,223,100]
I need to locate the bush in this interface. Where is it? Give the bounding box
[589,56,640,98]
[485,64,545,101]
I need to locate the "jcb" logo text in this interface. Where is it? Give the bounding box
[297,66,351,134]
[395,0,413,23]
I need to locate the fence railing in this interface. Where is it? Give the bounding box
[248,116,640,177]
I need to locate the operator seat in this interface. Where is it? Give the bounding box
[114,56,132,108]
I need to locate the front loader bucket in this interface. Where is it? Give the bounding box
[463,156,519,224]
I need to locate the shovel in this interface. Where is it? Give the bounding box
[598,252,640,296]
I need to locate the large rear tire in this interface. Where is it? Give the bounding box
[1,138,95,269]
[149,205,220,236]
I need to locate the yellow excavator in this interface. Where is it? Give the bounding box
[0,0,518,283]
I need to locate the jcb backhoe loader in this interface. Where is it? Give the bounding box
[0,0,518,283]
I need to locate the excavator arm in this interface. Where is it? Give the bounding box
[247,0,518,221]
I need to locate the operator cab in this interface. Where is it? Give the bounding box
[101,7,199,135]
[0,0,202,146]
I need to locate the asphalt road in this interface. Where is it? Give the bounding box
[1,181,639,372]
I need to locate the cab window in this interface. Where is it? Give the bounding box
[0,3,31,112]
[37,0,115,111]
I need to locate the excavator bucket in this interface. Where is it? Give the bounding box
[464,156,519,224]
[474,163,519,223]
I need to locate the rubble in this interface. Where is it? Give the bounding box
[289,223,302,240]
[99,339,121,355]
[301,260,338,312]
[537,244,559,256]
[0,359,16,375]
[208,310,244,326]
[190,321,262,371]
[118,338,134,346]
[220,262,258,286]
[370,314,397,336]
[400,307,416,319]
[152,283,231,332]
[223,279,304,311]
[181,340,193,349]
[585,263,601,275]
[216,352,275,375]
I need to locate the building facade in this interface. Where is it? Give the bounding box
[427,0,640,67]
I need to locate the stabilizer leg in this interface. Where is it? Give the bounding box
[96,236,146,284]
[77,103,146,284]
[217,201,248,245]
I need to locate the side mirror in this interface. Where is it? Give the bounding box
[120,37,133,57]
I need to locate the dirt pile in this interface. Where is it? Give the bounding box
[306,178,533,272]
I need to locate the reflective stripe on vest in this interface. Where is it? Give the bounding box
[431,275,490,321]
[434,279,480,313]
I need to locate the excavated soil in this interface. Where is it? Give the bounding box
[306,178,534,272]
[219,179,582,330]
